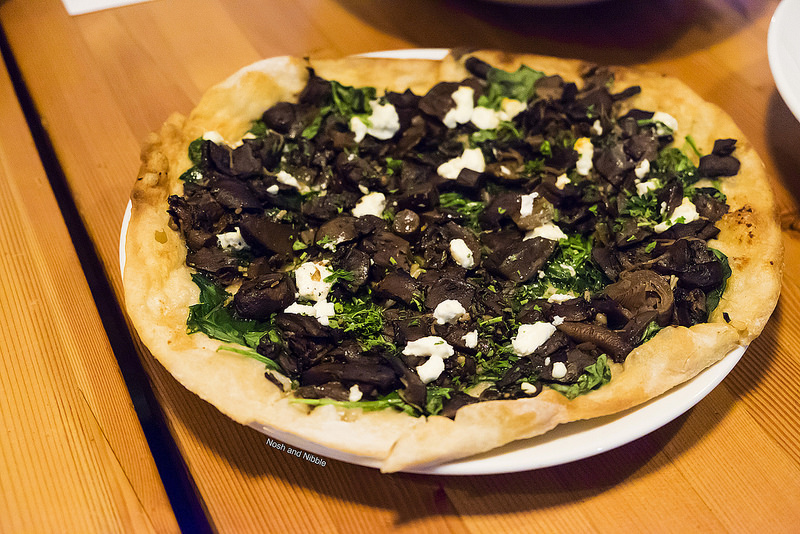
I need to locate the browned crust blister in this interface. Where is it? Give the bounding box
[124,51,782,473]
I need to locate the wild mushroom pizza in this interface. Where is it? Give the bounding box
[124,50,782,472]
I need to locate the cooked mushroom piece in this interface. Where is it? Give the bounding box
[556,321,633,362]
[489,237,557,283]
[604,269,674,326]
[233,273,296,320]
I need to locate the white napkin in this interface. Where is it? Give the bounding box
[61,0,152,15]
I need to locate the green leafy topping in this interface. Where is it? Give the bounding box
[187,274,278,353]
[217,345,281,371]
[179,166,204,183]
[425,386,453,416]
[291,391,416,416]
[328,295,394,351]
[478,65,545,109]
[439,191,485,231]
[651,147,698,188]
[515,234,606,307]
[706,249,732,314]
[248,119,269,137]
[188,137,205,165]
[323,269,355,284]
[640,320,662,343]
[302,80,377,139]
[549,354,612,400]
[470,121,522,145]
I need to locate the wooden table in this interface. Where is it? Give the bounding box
[2,0,800,531]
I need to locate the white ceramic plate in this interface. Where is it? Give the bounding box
[769,0,800,122]
[120,48,745,474]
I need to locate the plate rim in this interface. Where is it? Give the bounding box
[768,0,800,122]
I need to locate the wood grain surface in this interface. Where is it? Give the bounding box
[0,47,179,532]
[1,0,799,531]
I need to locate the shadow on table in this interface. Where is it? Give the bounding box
[334,0,774,66]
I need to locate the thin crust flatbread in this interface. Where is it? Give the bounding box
[124,50,782,472]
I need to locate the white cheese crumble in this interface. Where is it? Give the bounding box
[653,196,700,233]
[470,106,500,130]
[202,130,226,144]
[348,384,363,402]
[437,147,486,179]
[524,222,568,242]
[591,119,603,136]
[449,238,475,268]
[443,86,475,128]
[283,300,336,326]
[551,361,568,380]
[404,336,455,384]
[266,184,280,195]
[555,173,571,190]
[520,381,538,394]
[635,178,659,196]
[216,227,248,251]
[574,137,594,176]
[519,192,539,217]
[352,191,386,218]
[433,299,467,325]
[462,330,479,349]
[547,293,575,303]
[350,100,401,142]
[294,261,333,302]
[551,315,565,326]
[512,322,557,356]
[403,336,454,360]
[276,170,310,194]
[634,159,651,180]
[416,355,446,384]
[652,111,678,135]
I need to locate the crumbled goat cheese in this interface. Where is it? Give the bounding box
[524,222,568,241]
[449,238,475,268]
[654,196,700,233]
[276,170,310,193]
[462,330,479,349]
[352,191,386,218]
[591,119,603,136]
[350,100,401,142]
[547,293,575,303]
[574,137,594,176]
[348,385,363,402]
[551,361,568,380]
[521,382,538,394]
[634,159,651,180]
[443,86,475,128]
[416,355,446,384]
[433,299,467,325]
[512,322,557,356]
[294,261,333,302]
[652,111,678,134]
[470,106,500,130]
[437,147,486,179]
[555,173,571,189]
[266,184,280,195]
[403,336,454,360]
[635,178,659,196]
[217,227,248,251]
[551,316,565,326]
[283,300,336,326]
[519,192,539,217]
